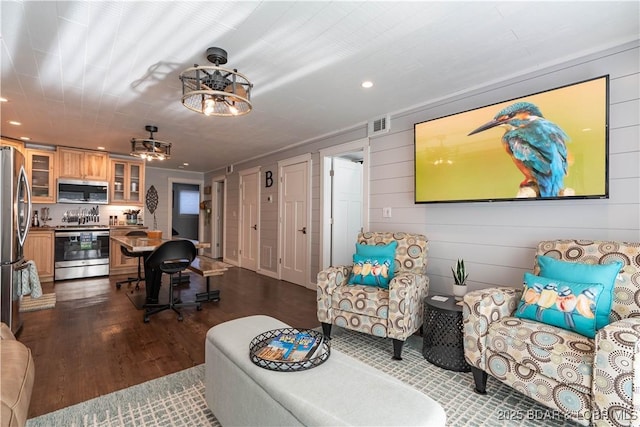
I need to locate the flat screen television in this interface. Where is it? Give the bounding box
[414,75,609,203]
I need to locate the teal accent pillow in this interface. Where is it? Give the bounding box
[348,254,395,288]
[356,240,398,259]
[515,273,605,338]
[537,255,622,329]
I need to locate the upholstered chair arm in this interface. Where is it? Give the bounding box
[462,287,522,370]
[317,266,351,324]
[387,272,430,341]
[592,318,640,425]
[1,322,15,340]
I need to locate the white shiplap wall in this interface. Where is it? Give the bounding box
[369,43,640,295]
[206,41,639,292]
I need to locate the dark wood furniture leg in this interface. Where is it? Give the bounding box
[471,367,488,394]
[392,338,404,360]
[321,322,332,339]
[196,276,221,303]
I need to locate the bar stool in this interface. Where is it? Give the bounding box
[116,230,147,292]
[143,240,201,323]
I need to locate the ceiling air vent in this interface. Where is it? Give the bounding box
[368,115,390,137]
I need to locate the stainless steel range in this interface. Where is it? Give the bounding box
[54,226,110,281]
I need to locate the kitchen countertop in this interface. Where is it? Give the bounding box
[30,225,148,231]
[28,227,55,232]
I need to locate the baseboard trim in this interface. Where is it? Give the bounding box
[222,258,239,267]
[257,269,278,279]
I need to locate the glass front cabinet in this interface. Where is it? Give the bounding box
[110,159,144,205]
[26,148,56,203]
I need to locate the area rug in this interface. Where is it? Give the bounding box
[19,293,56,312]
[27,328,580,427]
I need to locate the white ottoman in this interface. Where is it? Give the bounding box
[205,315,446,426]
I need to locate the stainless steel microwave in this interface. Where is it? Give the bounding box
[57,179,109,204]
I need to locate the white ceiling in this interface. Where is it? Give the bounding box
[1,1,638,173]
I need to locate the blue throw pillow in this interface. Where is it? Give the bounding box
[515,273,605,338]
[537,255,622,329]
[355,240,398,259]
[348,254,395,288]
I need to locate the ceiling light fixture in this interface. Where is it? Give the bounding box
[130,125,171,161]
[9,121,21,126]
[361,81,373,88]
[179,47,253,117]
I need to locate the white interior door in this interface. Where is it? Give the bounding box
[280,158,309,287]
[240,169,259,271]
[320,138,369,270]
[331,157,363,266]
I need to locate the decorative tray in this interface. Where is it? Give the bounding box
[249,327,330,372]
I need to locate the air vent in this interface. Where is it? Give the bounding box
[368,115,390,137]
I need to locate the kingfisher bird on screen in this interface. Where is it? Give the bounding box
[468,102,572,198]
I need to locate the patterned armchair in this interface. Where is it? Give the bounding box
[463,240,640,426]
[317,232,429,360]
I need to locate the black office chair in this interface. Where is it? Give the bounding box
[143,240,201,322]
[116,230,147,292]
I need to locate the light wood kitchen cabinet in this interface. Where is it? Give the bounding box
[110,159,145,205]
[109,227,147,275]
[24,229,54,282]
[57,147,108,181]
[26,148,56,203]
[0,138,24,154]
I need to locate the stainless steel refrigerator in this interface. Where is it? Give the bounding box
[0,146,32,334]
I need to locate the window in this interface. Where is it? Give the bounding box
[179,190,199,215]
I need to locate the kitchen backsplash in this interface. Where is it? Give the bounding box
[32,203,144,227]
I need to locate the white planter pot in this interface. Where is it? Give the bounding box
[452,284,467,301]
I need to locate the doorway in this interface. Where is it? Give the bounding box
[320,138,370,269]
[239,167,260,271]
[330,156,363,266]
[168,179,202,241]
[278,154,311,288]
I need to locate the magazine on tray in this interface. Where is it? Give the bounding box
[256,331,323,362]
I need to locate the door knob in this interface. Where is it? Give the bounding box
[251,224,257,230]
[298,226,307,234]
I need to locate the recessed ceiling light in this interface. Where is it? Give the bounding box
[178,165,184,169]
[19,137,31,141]
[0,97,7,102]
[97,146,105,150]
[361,81,373,89]
[9,120,21,126]
[183,163,189,166]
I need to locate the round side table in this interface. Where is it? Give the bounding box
[422,295,471,372]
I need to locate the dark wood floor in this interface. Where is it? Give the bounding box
[17,267,319,418]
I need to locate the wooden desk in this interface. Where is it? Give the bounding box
[187,256,232,302]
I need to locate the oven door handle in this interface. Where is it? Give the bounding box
[55,231,110,238]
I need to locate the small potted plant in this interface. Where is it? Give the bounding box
[451,259,468,300]
[123,209,141,225]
